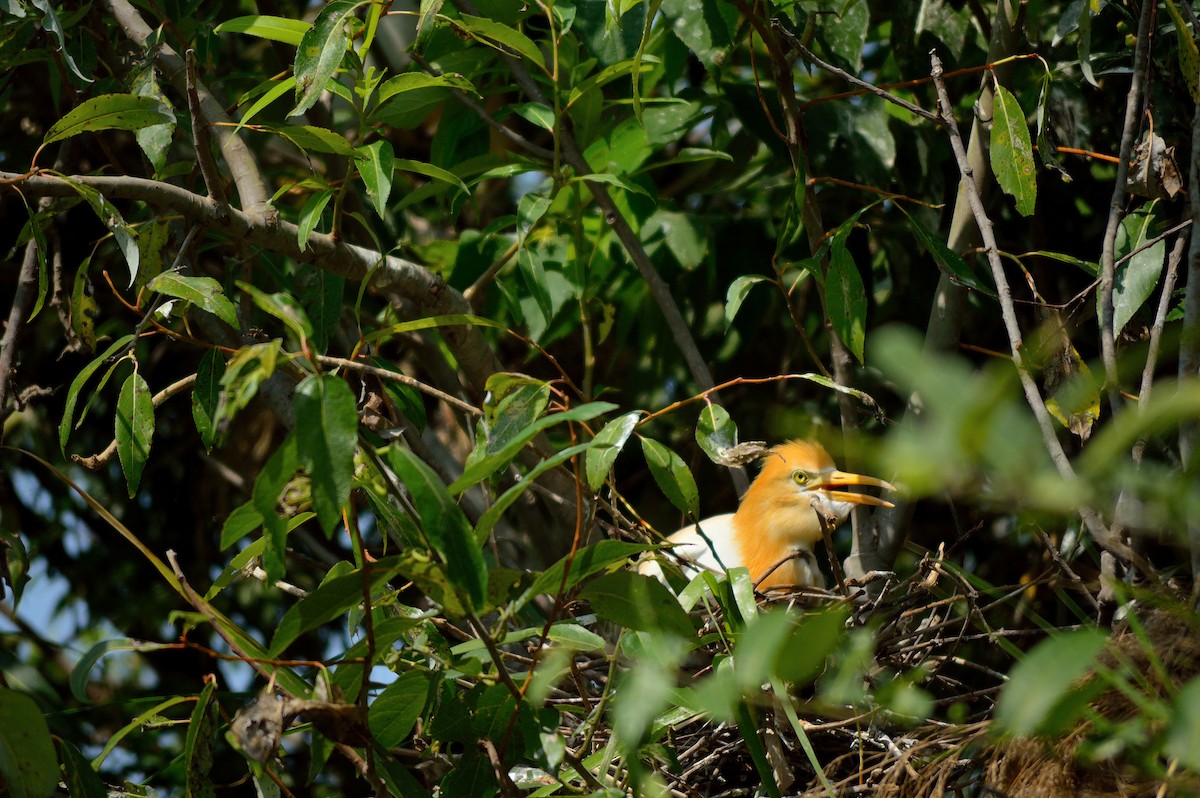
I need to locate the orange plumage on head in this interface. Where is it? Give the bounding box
[641,440,894,591]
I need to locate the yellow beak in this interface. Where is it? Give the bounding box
[816,470,896,508]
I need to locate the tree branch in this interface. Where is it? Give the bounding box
[1098,0,1155,416]
[102,0,271,215]
[930,50,1154,581]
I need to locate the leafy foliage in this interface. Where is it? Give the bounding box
[2,0,1200,796]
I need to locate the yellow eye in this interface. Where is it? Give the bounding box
[791,470,809,485]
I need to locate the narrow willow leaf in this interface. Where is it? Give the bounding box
[585,411,640,491]
[215,14,311,45]
[192,349,225,452]
[394,158,470,194]
[369,671,431,748]
[994,628,1107,736]
[449,402,616,494]
[116,372,154,496]
[184,679,218,798]
[725,275,771,330]
[389,447,487,610]
[43,94,172,145]
[375,72,478,106]
[237,281,315,343]
[131,65,175,175]
[827,230,867,363]
[59,335,136,453]
[147,272,239,328]
[292,1,355,117]
[1164,0,1199,102]
[268,558,402,656]
[234,77,295,131]
[355,139,395,217]
[55,177,140,286]
[641,437,699,515]
[274,124,357,156]
[579,571,696,640]
[990,81,1037,216]
[898,206,995,296]
[58,737,106,798]
[456,15,546,70]
[0,687,60,798]
[293,374,358,535]
[296,188,335,250]
[29,0,92,84]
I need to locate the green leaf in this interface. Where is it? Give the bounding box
[43,93,172,145]
[369,670,431,748]
[898,206,995,296]
[55,177,140,286]
[661,0,737,69]
[192,349,225,452]
[355,139,395,217]
[449,402,616,494]
[579,571,696,640]
[294,374,359,535]
[1165,676,1200,771]
[131,65,175,176]
[0,687,59,798]
[274,124,357,156]
[147,272,239,328]
[116,371,154,497]
[388,447,487,610]
[237,281,315,344]
[455,15,546,70]
[585,411,640,491]
[214,340,281,434]
[394,158,470,194]
[59,335,135,453]
[640,437,699,515]
[234,77,296,131]
[514,101,555,130]
[57,738,105,798]
[990,81,1037,217]
[520,540,655,609]
[827,227,867,363]
[184,679,217,798]
[269,558,402,656]
[70,638,173,703]
[29,0,91,84]
[773,605,850,684]
[473,441,594,543]
[725,275,771,330]
[1111,206,1165,335]
[695,404,737,464]
[292,1,354,117]
[994,628,1108,736]
[296,188,335,250]
[375,72,478,106]
[16,197,48,324]
[215,15,311,45]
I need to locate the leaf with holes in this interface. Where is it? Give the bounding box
[990,81,1037,217]
[292,1,354,117]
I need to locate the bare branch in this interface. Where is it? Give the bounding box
[102,0,271,215]
[185,49,229,216]
[930,50,1154,581]
[1098,0,1155,415]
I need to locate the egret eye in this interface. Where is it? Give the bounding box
[791,470,809,486]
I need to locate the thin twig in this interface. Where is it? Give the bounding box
[185,49,229,217]
[71,375,197,468]
[772,19,941,124]
[1098,0,1155,416]
[316,354,481,415]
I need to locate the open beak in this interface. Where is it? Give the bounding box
[817,470,896,508]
